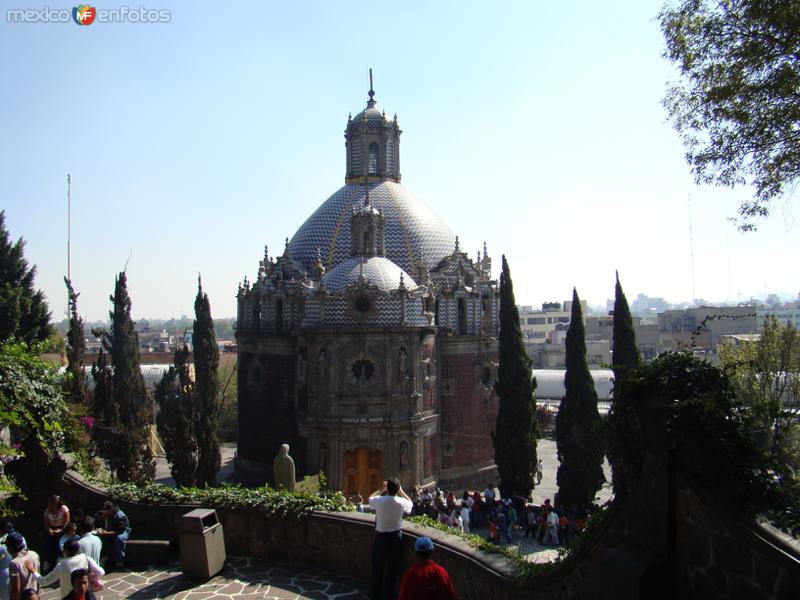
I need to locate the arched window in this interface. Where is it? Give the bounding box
[363,230,371,253]
[252,300,261,334]
[368,142,379,175]
[457,297,467,335]
[275,299,284,334]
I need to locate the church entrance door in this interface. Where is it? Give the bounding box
[344,447,382,498]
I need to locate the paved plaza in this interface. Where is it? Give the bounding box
[38,557,368,600]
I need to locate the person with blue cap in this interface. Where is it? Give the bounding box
[398,536,457,600]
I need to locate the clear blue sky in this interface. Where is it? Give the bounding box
[1,0,797,322]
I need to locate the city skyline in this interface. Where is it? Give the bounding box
[2,0,798,322]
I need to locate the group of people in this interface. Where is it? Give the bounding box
[520,498,586,547]
[366,477,594,599]
[0,496,131,600]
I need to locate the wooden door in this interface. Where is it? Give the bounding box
[344,447,383,498]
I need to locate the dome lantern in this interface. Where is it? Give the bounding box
[344,69,401,184]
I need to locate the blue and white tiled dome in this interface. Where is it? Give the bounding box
[288,181,456,275]
[321,256,415,294]
[352,105,385,124]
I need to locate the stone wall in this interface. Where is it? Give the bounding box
[677,478,800,599]
[58,470,614,600]
[59,468,800,599]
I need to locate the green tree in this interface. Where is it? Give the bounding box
[607,272,642,500]
[103,272,154,483]
[719,316,800,476]
[193,276,221,486]
[64,278,87,406]
[0,211,53,344]
[155,345,198,487]
[659,0,800,230]
[0,341,68,512]
[556,288,606,512]
[216,355,238,442]
[493,256,537,499]
[90,345,115,464]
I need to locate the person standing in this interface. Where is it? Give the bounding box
[6,533,39,600]
[535,459,543,485]
[96,502,130,569]
[543,508,560,546]
[398,537,457,600]
[524,506,537,538]
[76,519,101,565]
[0,522,15,600]
[481,484,495,525]
[368,478,413,600]
[558,514,571,546]
[459,502,470,534]
[42,496,70,572]
[30,540,103,599]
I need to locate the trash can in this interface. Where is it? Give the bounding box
[179,508,226,579]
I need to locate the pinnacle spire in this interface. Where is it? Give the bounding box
[367,68,376,107]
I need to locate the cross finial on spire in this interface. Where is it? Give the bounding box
[367,68,376,107]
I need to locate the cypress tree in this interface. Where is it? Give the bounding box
[493,256,537,499]
[193,276,221,486]
[556,288,605,513]
[91,346,115,467]
[155,345,198,487]
[64,278,87,406]
[608,272,641,499]
[0,211,53,344]
[611,271,640,379]
[106,272,154,483]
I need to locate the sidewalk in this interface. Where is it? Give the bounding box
[38,557,368,599]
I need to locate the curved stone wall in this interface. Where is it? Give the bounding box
[59,469,800,599]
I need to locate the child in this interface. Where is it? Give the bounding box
[558,514,570,545]
[58,522,79,556]
[487,518,498,544]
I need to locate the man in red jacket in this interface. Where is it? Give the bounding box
[398,537,457,600]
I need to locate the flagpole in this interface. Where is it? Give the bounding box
[67,173,71,283]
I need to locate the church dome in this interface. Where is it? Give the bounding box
[288,181,456,276]
[321,256,414,294]
[352,105,385,124]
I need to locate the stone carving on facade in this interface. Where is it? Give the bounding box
[399,440,409,470]
[316,348,327,379]
[398,346,408,379]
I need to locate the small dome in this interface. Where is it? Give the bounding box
[321,256,415,294]
[352,105,386,125]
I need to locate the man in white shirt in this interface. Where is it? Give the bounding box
[368,478,412,600]
[543,508,560,545]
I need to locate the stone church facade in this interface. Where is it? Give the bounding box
[235,82,501,495]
